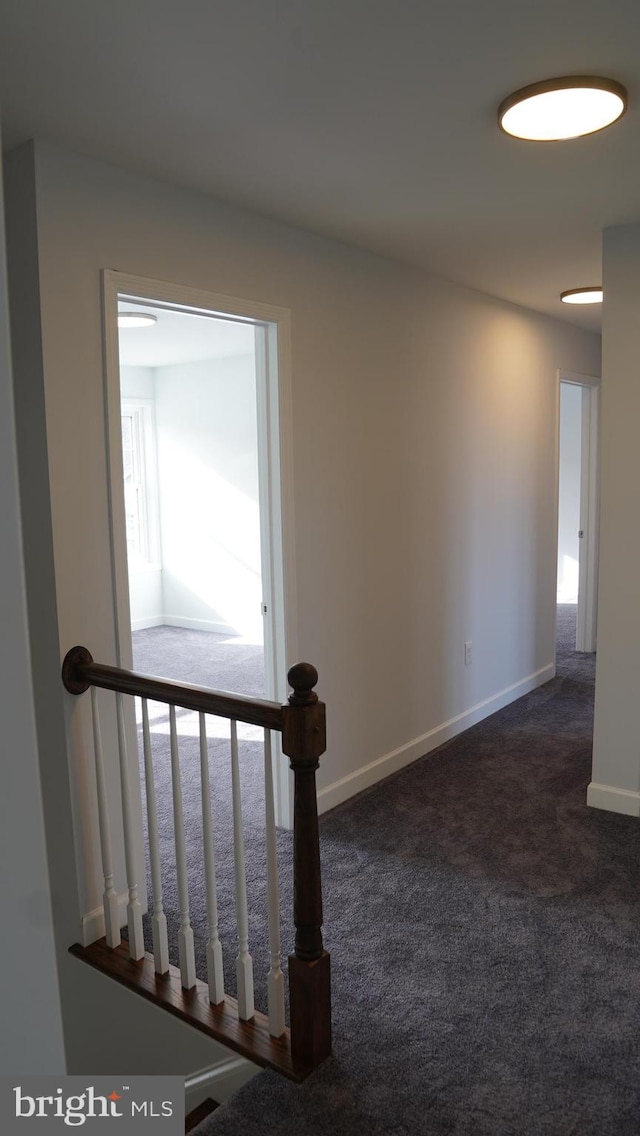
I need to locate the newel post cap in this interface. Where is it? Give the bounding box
[287,662,319,706]
[283,662,325,762]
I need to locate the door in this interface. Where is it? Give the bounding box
[557,370,600,653]
[576,383,600,652]
[102,271,296,828]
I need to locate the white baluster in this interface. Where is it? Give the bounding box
[90,687,120,948]
[142,699,169,975]
[170,705,197,989]
[199,713,225,1004]
[115,693,145,960]
[264,730,285,1037]
[230,719,254,1020]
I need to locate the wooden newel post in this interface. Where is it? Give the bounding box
[282,662,331,1071]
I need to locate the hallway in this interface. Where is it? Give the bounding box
[192,606,640,1135]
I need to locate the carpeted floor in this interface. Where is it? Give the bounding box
[132,625,266,698]
[180,605,640,1136]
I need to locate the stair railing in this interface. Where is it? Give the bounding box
[62,646,331,1079]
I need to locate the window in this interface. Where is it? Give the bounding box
[121,400,159,565]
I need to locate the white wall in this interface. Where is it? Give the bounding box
[121,364,154,400]
[120,356,262,638]
[4,138,602,1067]
[590,223,640,817]
[154,353,262,640]
[557,383,582,603]
[0,136,66,1075]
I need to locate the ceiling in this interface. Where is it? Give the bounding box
[2,0,640,335]
[117,302,255,367]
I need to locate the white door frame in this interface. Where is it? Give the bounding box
[555,369,600,653]
[101,270,297,829]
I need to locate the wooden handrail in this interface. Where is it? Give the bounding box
[62,645,285,730]
[61,644,332,1075]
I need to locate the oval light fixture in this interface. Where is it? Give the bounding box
[117,311,158,328]
[498,76,627,140]
[560,287,603,305]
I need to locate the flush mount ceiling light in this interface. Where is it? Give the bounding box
[560,287,603,305]
[117,311,158,328]
[498,76,627,140]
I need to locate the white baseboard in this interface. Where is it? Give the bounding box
[131,615,239,635]
[587,782,640,817]
[185,1056,258,1110]
[81,892,130,946]
[164,615,237,636]
[131,615,164,631]
[317,663,556,815]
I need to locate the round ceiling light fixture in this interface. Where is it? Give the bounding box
[117,311,158,328]
[560,287,603,305]
[498,76,627,140]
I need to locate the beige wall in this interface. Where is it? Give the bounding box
[12,138,604,822]
[590,223,640,815]
[26,140,599,789]
[5,137,602,1070]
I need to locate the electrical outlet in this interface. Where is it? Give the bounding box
[464,640,472,666]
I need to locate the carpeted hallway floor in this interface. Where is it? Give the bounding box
[177,606,640,1136]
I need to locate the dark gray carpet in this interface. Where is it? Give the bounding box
[183,605,640,1136]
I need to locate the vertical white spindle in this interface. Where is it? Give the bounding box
[90,687,121,948]
[142,699,170,975]
[230,719,255,1020]
[170,705,197,989]
[115,693,145,960]
[199,713,225,1004]
[264,730,286,1037]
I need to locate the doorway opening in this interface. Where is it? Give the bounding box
[556,370,600,660]
[102,271,295,829]
[118,300,266,698]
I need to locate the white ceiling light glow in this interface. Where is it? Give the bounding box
[498,76,627,141]
[117,312,158,328]
[560,287,603,305]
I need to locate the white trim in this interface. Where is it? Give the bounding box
[81,892,129,946]
[557,370,599,388]
[185,1056,258,1109]
[587,782,640,817]
[185,1057,254,1095]
[131,615,165,631]
[131,615,242,634]
[576,385,600,652]
[102,275,134,669]
[163,615,238,636]
[121,397,161,568]
[551,374,562,651]
[555,370,601,654]
[102,270,296,829]
[318,663,555,814]
[254,321,296,830]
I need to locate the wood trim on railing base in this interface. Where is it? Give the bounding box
[289,951,331,1069]
[69,939,313,1082]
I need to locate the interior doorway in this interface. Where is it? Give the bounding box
[556,370,601,655]
[118,300,266,698]
[102,271,295,828]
